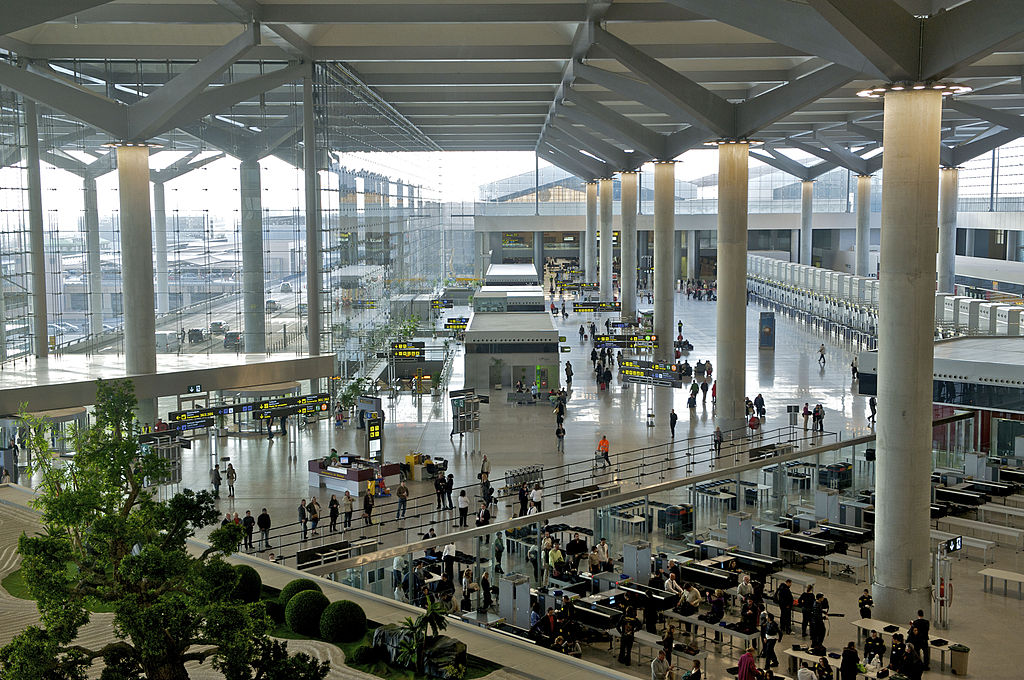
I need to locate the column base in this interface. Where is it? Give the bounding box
[872,581,931,623]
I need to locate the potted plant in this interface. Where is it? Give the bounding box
[215,412,228,437]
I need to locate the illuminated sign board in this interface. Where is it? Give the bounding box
[352,300,377,309]
[619,360,683,387]
[431,299,454,309]
[573,301,621,313]
[366,412,383,457]
[390,341,425,361]
[444,317,469,330]
[186,383,203,394]
[168,393,331,423]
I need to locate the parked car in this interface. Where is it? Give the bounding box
[187,328,206,344]
[265,299,281,313]
[223,331,243,350]
[280,281,293,293]
[209,321,229,335]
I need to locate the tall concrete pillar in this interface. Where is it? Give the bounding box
[83,176,104,338]
[533,232,544,279]
[964,229,975,257]
[873,89,943,622]
[855,175,872,277]
[620,171,638,321]
[116,144,157,424]
[800,180,814,265]
[240,159,266,352]
[686,230,698,280]
[303,75,322,356]
[937,167,959,293]
[584,182,597,282]
[23,100,47,358]
[715,142,749,434]
[673,230,683,285]
[653,161,675,363]
[599,177,613,299]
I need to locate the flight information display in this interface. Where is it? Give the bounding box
[168,393,331,422]
[573,301,621,313]
[619,360,683,387]
[390,341,426,361]
[444,317,469,330]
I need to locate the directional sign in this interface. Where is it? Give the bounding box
[186,383,203,394]
[390,341,425,361]
[444,317,469,330]
[431,299,454,309]
[168,393,330,422]
[573,301,620,313]
[366,412,383,457]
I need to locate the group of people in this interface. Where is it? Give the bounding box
[801,402,828,432]
[220,507,272,552]
[297,490,366,539]
[684,279,716,301]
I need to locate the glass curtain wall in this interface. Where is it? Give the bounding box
[0,88,31,363]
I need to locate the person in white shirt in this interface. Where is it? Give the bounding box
[526,500,539,515]
[596,538,611,571]
[737,573,755,599]
[651,650,670,680]
[664,572,684,596]
[529,483,543,511]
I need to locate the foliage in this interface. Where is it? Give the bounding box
[285,590,330,637]
[442,662,468,680]
[350,645,380,665]
[320,600,366,643]
[279,579,323,608]
[394,598,450,675]
[338,377,368,411]
[0,379,329,680]
[230,565,263,604]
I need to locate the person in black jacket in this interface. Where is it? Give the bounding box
[864,630,886,666]
[776,579,794,634]
[839,641,859,680]
[909,610,930,670]
[858,589,873,619]
[763,612,781,668]
[799,585,815,637]
[256,508,271,551]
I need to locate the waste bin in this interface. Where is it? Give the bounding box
[950,643,970,675]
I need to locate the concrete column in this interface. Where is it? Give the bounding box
[964,229,975,257]
[240,159,266,352]
[620,171,638,321]
[715,142,749,434]
[152,181,170,315]
[873,89,943,622]
[936,167,959,293]
[673,230,683,285]
[584,182,597,282]
[116,144,157,424]
[653,161,675,364]
[474,232,486,280]
[599,178,613,299]
[686,230,698,280]
[534,232,544,279]
[855,174,872,277]
[23,100,47,358]
[800,180,814,265]
[83,176,104,338]
[303,75,322,356]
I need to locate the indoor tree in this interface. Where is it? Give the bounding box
[0,379,329,680]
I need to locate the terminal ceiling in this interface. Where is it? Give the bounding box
[2,1,1024,179]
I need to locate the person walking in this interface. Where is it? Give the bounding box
[257,508,271,551]
[802,403,811,430]
[518,482,529,517]
[530,483,544,512]
[711,379,717,405]
[669,409,678,438]
[445,473,455,509]
[225,463,237,498]
[396,480,409,519]
[480,454,491,480]
[434,474,446,510]
[799,585,815,638]
[363,491,375,526]
[342,490,354,528]
[565,361,573,386]
[555,423,565,453]
[763,613,781,668]
[328,494,340,531]
[868,396,877,424]
[210,466,222,498]
[298,499,308,541]
[713,426,723,457]
[850,356,859,380]
[597,435,610,468]
[700,378,709,404]
[737,647,757,680]
[579,324,585,342]
[753,393,766,419]
[241,510,255,551]
[818,343,826,366]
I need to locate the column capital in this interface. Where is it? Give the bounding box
[651,159,676,164]
[706,139,761,147]
[939,165,962,171]
[856,173,874,179]
[619,169,640,175]
[102,141,163,149]
[856,82,971,98]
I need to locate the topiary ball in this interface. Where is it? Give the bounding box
[320,600,367,643]
[230,565,263,603]
[279,578,322,607]
[265,600,285,624]
[351,645,380,665]
[285,589,330,636]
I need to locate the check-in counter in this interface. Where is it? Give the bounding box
[308,458,401,497]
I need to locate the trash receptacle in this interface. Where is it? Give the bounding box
[950,643,970,675]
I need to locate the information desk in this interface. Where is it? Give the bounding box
[850,617,961,672]
[307,458,401,497]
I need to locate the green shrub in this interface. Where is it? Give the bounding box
[320,600,367,643]
[266,599,285,624]
[351,645,380,665]
[230,565,262,603]
[279,578,322,607]
[285,590,330,636]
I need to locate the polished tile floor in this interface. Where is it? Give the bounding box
[20,287,1023,679]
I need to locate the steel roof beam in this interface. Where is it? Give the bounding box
[1,1,116,36]
[561,90,664,158]
[548,118,635,169]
